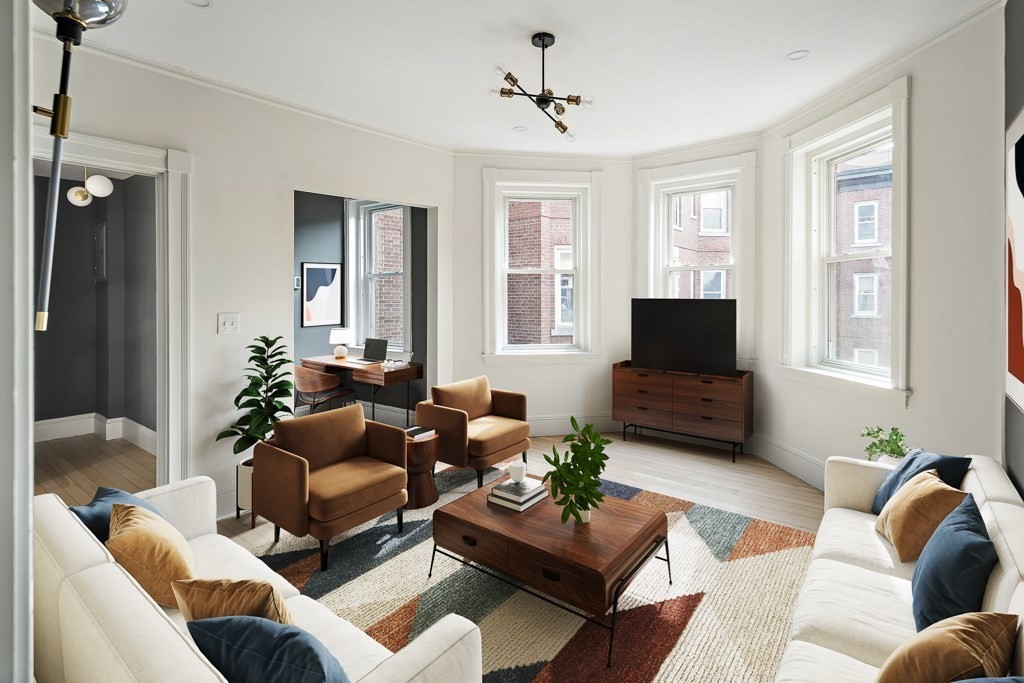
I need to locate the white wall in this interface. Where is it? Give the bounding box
[32,39,456,516]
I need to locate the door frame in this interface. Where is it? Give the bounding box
[32,128,192,485]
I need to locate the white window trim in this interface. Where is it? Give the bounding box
[698,190,730,236]
[690,194,697,219]
[700,269,726,299]
[853,348,879,366]
[637,151,756,363]
[783,76,909,392]
[354,202,412,352]
[852,272,879,318]
[853,200,880,246]
[482,168,602,358]
[551,245,574,336]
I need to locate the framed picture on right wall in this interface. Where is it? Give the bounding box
[301,262,342,328]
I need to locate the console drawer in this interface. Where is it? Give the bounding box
[673,395,742,421]
[433,513,508,572]
[613,368,673,393]
[673,413,744,442]
[673,376,742,402]
[613,405,674,430]
[506,547,606,615]
[613,388,673,412]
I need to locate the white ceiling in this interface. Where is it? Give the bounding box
[32,0,995,156]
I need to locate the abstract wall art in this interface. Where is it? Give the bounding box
[302,262,342,328]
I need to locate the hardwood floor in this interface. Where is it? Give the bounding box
[34,434,156,505]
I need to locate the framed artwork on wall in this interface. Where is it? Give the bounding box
[301,262,342,327]
[1007,116,1024,410]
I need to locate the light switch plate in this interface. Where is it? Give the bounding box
[217,312,240,335]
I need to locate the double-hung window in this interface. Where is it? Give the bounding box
[360,204,410,351]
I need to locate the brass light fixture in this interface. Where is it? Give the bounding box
[491,32,592,142]
[31,0,128,331]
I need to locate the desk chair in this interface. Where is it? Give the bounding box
[295,365,355,414]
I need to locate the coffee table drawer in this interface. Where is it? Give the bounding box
[506,547,606,615]
[434,514,508,572]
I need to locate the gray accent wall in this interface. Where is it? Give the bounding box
[1009,3,1024,490]
[123,175,157,429]
[294,191,345,361]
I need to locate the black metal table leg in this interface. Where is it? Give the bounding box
[607,589,621,668]
[663,537,673,584]
[406,380,411,426]
[428,544,437,578]
[371,385,380,420]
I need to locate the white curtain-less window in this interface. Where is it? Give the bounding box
[361,204,411,351]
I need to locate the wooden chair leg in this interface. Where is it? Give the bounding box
[320,539,330,572]
[397,507,404,533]
[522,451,527,463]
[274,525,280,543]
[251,513,257,529]
[476,469,484,488]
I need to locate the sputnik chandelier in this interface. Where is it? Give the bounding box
[491,32,592,141]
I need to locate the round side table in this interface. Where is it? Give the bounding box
[405,434,439,509]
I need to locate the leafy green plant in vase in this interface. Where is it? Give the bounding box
[861,426,909,464]
[217,335,294,518]
[542,417,611,524]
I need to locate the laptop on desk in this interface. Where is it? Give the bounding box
[348,338,388,364]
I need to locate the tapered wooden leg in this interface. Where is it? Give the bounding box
[476,469,484,488]
[235,506,240,520]
[274,525,280,543]
[397,508,404,533]
[522,452,527,463]
[251,513,257,529]
[320,539,330,571]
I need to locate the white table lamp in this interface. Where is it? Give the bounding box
[329,328,354,358]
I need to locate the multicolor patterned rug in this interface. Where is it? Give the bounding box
[256,462,814,682]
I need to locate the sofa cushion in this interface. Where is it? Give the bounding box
[188,534,299,600]
[433,376,493,420]
[105,504,196,607]
[172,578,293,624]
[308,457,407,522]
[188,616,350,683]
[71,486,163,543]
[466,415,530,457]
[876,612,1018,683]
[775,640,880,683]
[274,403,368,471]
[913,495,998,631]
[789,559,916,668]
[812,507,915,580]
[286,595,392,682]
[872,450,972,515]
[875,470,968,562]
[962,456,1024,508]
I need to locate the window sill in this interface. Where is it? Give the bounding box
[482,351,606,366]
[851,314,880,319]
[778,364,912,406]
[698,231,730,237]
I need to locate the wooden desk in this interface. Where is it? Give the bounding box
[300,355,424,425]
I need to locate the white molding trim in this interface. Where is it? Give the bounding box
[34,414,95,442]
[94,415,123,441]
[33,128,192,488]
[747,434,826,491]
[529,413,616,437]
[122,418,157,455]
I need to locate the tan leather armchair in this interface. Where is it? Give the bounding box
[415,376,530,488]
[253,403,408,571]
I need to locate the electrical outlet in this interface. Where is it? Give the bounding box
[217,312,240,335]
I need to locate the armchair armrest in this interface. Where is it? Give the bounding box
[824,456,895,513]
[253,441,310,537]
[134,476,217,541]
[366,420,408,469]
[416,401,469,468]
[490,389,527,422]
[357,614,481,683]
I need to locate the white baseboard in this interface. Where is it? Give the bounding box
[217,487,239,521]
[35,413,97,442]
[529,413,616,437]
[122,418,157,455]
[94,415,123,440]
[748,433,825,491]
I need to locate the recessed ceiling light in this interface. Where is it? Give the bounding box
[786,50,810,61]
[512,126,528,133]
[180,0,213,7]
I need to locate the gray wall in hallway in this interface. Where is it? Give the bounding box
[123,175,157,430]
[293,191,345,363]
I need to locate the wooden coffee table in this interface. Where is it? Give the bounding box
[429,475,671,666]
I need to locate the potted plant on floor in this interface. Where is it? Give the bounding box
[543,416,611,524]
[861,426,909,464]
[217,335,293,518]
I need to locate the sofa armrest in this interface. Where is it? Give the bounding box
[824,456,895,513]
[490,389,527,422]
[253,441,310,537]
[366,420,408,469]
[416,401,469,468]
[134,476,217,541]
[357,614,481,683]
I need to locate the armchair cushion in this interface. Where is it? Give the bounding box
[274,403,368,471]
[466,415,530,458]
[433,376,493,420]
[308,457,407,522]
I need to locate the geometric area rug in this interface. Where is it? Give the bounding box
[256,462,814,682]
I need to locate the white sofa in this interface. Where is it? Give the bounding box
[776,455,1024,682]
[33,476,482,683]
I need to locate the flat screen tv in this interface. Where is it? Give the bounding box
[631,298,737,376]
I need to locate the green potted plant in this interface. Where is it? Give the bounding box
[542,417,611,524]
[217,335,294,517]
[861,426,909,464]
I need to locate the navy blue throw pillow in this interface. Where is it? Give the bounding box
[911,495,997,631]
[872,450,972,514]
[70,486,162,543]
[188,617,350,683]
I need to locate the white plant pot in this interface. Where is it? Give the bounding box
[578,509,591,524]
[236,458,254,515]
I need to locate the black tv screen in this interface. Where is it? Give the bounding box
[631,299,737,376]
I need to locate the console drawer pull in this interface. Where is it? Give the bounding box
[701,398,713,402]
[637,373,649,377]
[461,535,477,547]
[637,389,648,394]
[637,406,648,411]
[701,416,713,421]
[542,568,561,582]
[700,379,713,384]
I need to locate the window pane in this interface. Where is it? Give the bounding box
[371,208,404,273]
[670,189,732,267]
[833,143,892,255]
[507,199,574,269]
[507,273,574,345]
[670,269,733,299]
[371,274,404,346]
[828,258,891,370]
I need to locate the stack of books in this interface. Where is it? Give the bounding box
[404,426,435,441]
[487,478,548,512]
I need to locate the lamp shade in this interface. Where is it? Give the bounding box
[86,174,113,197]
[32,0,128,29]
[329,328,354,345]
[67,186,92,206]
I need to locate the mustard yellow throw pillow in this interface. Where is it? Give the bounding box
[876,612,1018,682]
[875,469,968,562]
[105,503,196,607]
[172,578,293,624]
